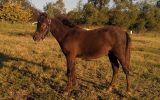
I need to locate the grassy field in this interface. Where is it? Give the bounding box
[0,23,160,99]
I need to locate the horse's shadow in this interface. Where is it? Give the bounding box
[0,52,50,70]
[0,53,63,91]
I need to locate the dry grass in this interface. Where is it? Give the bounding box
[0,21,35,36]
[0,23,160,99]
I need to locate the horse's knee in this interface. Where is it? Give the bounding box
[122,66,130,75]
[66,71,69,77]
[118,59,129,75]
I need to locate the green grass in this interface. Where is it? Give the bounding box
[0,23,160,99]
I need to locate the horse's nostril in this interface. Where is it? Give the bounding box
[33,35,36,41]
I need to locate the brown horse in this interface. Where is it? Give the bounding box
[33,13,131,95]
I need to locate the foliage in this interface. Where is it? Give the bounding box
[67,0,84,24]
[108,9,127,27]
[88,0,110,10]
[68,3,109,26]
[44,0,66,17]
[0,0,32,23]
[67,0,160,33]
[77,0,83,11]
[108,2,140,29]
[83,3,99,25]
[97,8,109,24]
[143,5,160,31]
[132,2,160,32]
[67,9,85,24]
[44,3,58,18]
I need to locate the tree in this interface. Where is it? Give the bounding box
[44,0,66,17]
[53,0,66,14]
[67,0,84,24]
[67,9,85,24]
[132,0,160,32]
[68,0,109,25]
[108,0,140,29]
[0,0,39,22]
[67,0,160,32]
[143,5,160,31]
[127,3,140,29]
[97,8,109,24]
[0,0,32,23]
[44,3,57,18]
[83,3,108,25]
[157,0,160,7]
[108,9,127,27]
[88,0,109,10]
[83,3,99,25]
[77,0,83,11]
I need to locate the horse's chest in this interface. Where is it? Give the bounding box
[60,39,79,55]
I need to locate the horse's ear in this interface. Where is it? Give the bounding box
[37,10,42,16]
[62,19,75,28]
[39,12,48,18]
[48,18,51,24]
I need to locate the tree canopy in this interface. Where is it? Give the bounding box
[0,0,33,23]
[44,0,66,17]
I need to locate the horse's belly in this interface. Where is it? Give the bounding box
[81,55,104,60]
[79,48,109,60]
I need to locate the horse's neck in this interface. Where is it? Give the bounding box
[50,19,69,43]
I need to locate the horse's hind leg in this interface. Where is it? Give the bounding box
[107,52,120,92]
[118,55,131,94]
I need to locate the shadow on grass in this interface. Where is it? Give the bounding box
[0,52,50,70]
[8,32,33,36]
[0,52,64,92]
[77,77,110,90]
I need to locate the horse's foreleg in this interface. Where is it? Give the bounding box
[107,53,119,92]
[64,55,76,95]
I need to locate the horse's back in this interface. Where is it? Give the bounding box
[76,26,120,59]
[62,26,127,59]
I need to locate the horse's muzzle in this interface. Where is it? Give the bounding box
[33,33,40,41]
[33,36,36,41]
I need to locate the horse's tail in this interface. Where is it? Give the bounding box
[125,32,131,67]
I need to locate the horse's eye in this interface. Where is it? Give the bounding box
[42,24,47,28]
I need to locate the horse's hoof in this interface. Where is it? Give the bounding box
[127,91,131,95]
[126,90,132,96]
[63,91,69,96]
[106,86,113,93]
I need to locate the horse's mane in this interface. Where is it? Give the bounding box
[55,16,76,28]
[39,13,76,28]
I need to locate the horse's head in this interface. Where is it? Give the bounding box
[33,13,51,41]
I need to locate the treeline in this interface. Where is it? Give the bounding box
[66,0,160,32]
[0,0,160,33]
